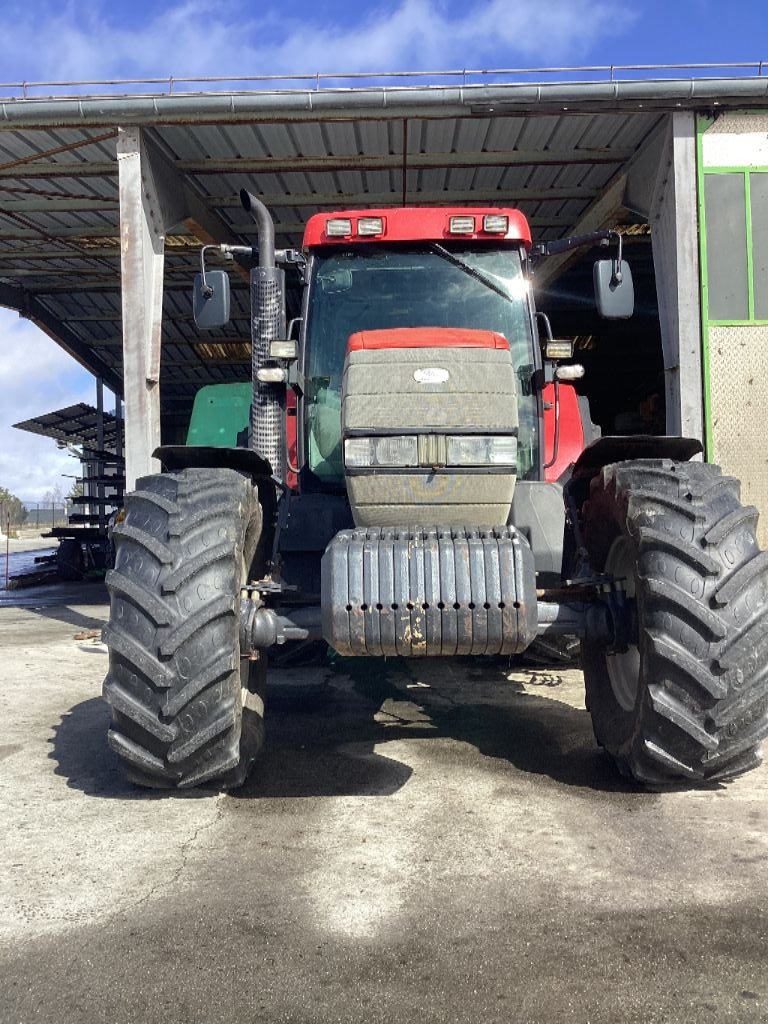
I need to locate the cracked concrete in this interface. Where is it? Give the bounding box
[1,579,768,1023]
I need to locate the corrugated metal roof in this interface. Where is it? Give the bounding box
[13,402,119,451]
[0,72,760,422]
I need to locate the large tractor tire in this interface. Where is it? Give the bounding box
[581,459,768,785]
[102,467,268,789]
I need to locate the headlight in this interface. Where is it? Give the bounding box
[357,217,384,236]
[483,214,509,234]
[326,218,352,237]
[345,434,517,467]
[446,435,518,466]
[269,339,298,359]
[449,215,475,234]
[344,435,419,468]
[544,340,574,360]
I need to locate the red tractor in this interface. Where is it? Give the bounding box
[102,194,768,789]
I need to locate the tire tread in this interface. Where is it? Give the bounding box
[102,467,266,789]
[583,458,768,785]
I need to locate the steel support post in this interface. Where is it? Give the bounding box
[117,127,186,489]
[650,112,704,444]
[96,377,106,532]
[114,392,123,463]
[117,127,251,488]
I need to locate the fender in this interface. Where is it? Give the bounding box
[154,444,279,528]
[155,444,273,479]
[560,435,704,580]
[570,434,703,477]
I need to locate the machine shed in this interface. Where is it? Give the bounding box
[1,66,768,536]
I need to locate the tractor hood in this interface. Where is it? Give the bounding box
[341,327,519,527]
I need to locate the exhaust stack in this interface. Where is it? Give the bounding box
[240,189,285,480]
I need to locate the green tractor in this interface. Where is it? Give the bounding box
[102,192,768,789]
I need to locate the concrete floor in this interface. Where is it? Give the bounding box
[1,577,767,1023]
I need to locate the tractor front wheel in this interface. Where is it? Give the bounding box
[102,467,267,789]
[581,459,768,785]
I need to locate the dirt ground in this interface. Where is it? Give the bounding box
[1,573,767,1024]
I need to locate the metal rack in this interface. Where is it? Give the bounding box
[13,380,124,578]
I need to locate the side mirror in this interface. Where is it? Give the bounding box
[593,259,634,319]
[193,270,230,329]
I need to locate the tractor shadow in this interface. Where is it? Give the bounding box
[48,697,217,801]
[50,656,647,800]
[239,655,642,798]
[48,697,157,800]
[49,690,416,801]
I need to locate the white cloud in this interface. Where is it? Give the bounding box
[0,0,634,84]
[0,309,95,502]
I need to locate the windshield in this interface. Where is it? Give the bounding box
[304,244,538,486]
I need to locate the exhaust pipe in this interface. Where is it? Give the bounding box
[240,189,275,269]
[240,189,285,480]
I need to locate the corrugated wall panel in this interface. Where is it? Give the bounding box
[708,325,768,547]
[700,111,768,545]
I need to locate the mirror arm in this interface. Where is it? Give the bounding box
[199,245,217,299]
[287,317,304,341]
[532,228,624,277]
[535,310,554,345]
[608,230,623,285]
[199,243,256,298]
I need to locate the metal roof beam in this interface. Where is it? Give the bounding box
[0,225,150,239]
[0,148,634,180]
[160,374,248,383]
[0,268,117,277]
[182,149,630,174]
[0,264,211,277]
[88,336,248,347]
[51,310,249,320]
[0,198,118,211]
[34,310,125,320]
[0,129,116,174]
[161,359,250,368]
[0,184,600,212]
[181,149,628,174]
[0,246,198,259]
[25,279,249,293]
[218,187,598,208]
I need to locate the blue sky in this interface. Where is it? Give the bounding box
[0,0,766,499]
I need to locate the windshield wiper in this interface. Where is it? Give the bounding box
[428,243,515,304]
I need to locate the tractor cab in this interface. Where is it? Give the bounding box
[300,208,540,490]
